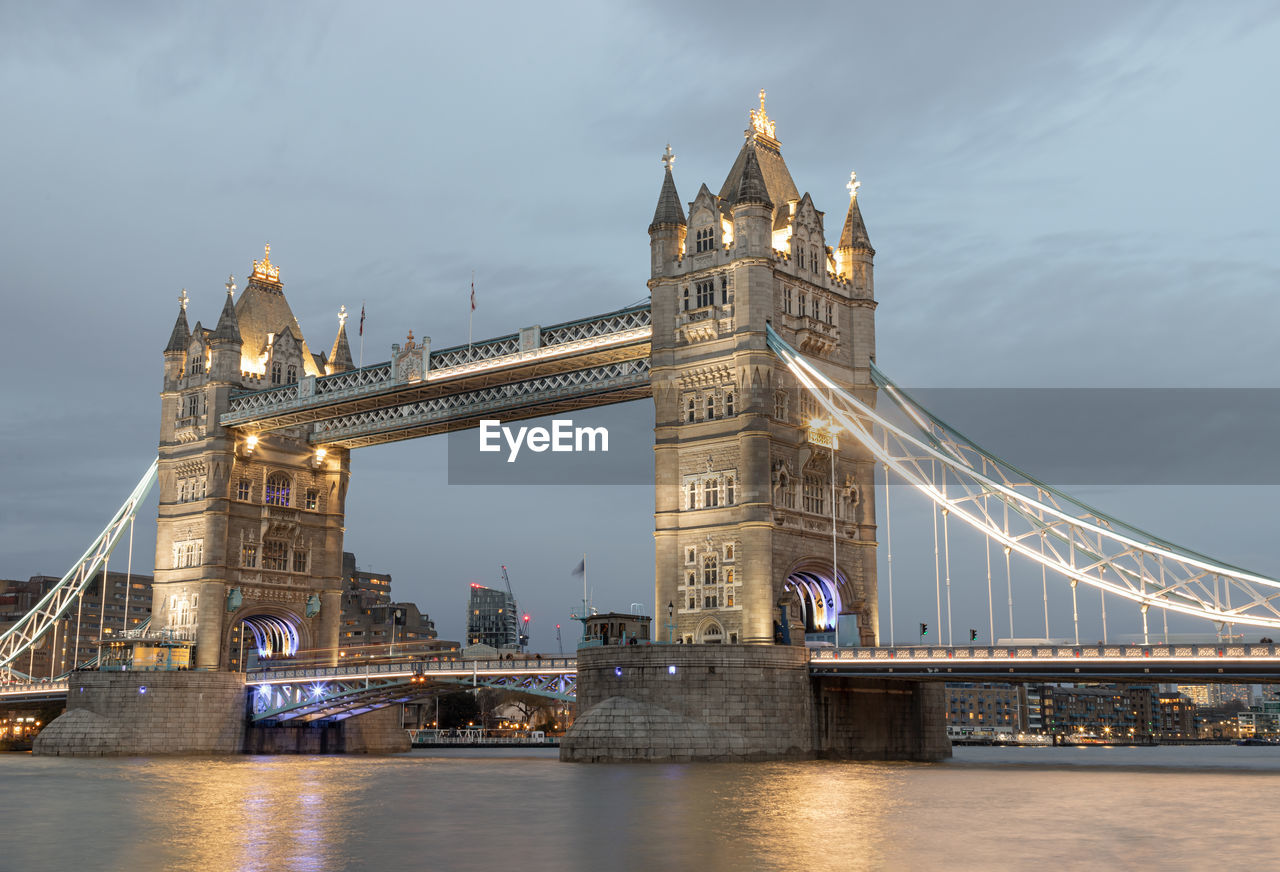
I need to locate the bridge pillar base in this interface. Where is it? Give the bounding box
[33,671,247,756]
[244,706,410,754]
[812,676,951,762]
[562,645,815,763]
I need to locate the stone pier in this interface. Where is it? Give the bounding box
[561,645,950,763]
[33,671,409,756]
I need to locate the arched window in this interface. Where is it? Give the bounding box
[706,396,715,420]
[725,392,734,417]
[286,364,297,383]
[726,476,734,505]
[271,361,282,385]
[704,479,718,508]
[687,481,697,510]
[265,472,291,507]
[703,555,718,586]
[687,398,695,423]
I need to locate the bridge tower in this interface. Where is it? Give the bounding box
[155,249,351,669]
[650,93,879,646]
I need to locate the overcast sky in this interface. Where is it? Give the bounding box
[2,1,1279,650]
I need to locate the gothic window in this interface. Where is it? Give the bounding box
[726,591,735,607]
[704,479,719,508]
[688,598,696,611]
[706,396,715,420]
[695,280,714,308]
[173,539,203,569]
[188,354,204,375]
[198,477,206,499]
[797,246,805,269]
[774,391,788,421]
[803,474,826,514]
[725,544,734,561]
[305,488,318,511]
[263,540,288,571]
[686,571,696,587]
[827,302,834,325]
[236,478,251,501]
[720,275,728,304]
[687,398,695,423]
[695,226,714,253]
[726,476,734,505]
[287,365,297,383]
[798,293,806,317]
[703,555,718,586]
[293,550,308,573]
[704,595,718,609]
[812,296,820,319]
[242,543,257,568]
[687,482,697,510]
[725,392,734,417]
[183,393,199,418]
[811,247,819,272]
[682,287,689,311]
[686,547,696,564]
[784,286,793,314]
[271,362,282,385]
[179,479,189,503]
[265,473,291,507]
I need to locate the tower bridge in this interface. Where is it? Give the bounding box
[11,92,1280,761]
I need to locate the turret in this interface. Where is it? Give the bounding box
[648,144,686,277]
[163,290,191,389]
[837,171,875,298]
[208,275,243,381]
[327,306,355,374]
[730,148,773,258]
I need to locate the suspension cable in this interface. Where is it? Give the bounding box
[943,506,953,646]
[932,464,941,646]
[1040,530,1050,641]
[883,459,895,647]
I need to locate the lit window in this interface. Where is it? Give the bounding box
[725,544,734,560]
[265,473,291,507]
[242,543,257,568]
[305,488,318,511]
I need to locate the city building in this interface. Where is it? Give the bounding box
[1036,684,1156,740]
[466,584,519,650]
[944,683,1028,738]
[1153,692,1196,739]
[0,571,152,678]
[1238,700,1280,737]
[1177,684,1254,708]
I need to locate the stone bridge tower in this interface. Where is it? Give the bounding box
[650,93,879,646]
[155,249,352,669]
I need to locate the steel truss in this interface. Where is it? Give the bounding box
[250,672,576,723]
[0,459,158,680]
[767,325,1280,634]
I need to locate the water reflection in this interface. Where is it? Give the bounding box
[3,748,1280,871]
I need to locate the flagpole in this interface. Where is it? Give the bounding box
[359,298,366,368]
[468,271,475,351]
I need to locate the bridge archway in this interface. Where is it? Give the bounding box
[225,606,309,671]
[782,561,848,635]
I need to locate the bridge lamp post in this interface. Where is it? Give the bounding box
[808,418,842,649]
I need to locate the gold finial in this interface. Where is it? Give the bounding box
[847,170,861,200]
[661,143,675,171]
[225,274,236,296]
[250,244,280,283]
[179,288,188,311]
[749,89,776,140]
[338,304,348,328]
[406,329,415,346]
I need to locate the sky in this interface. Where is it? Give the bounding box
[2,1,1279,651]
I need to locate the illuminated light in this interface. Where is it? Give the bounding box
[749,88,777,140]
[250,243,281,284]
[720,217,734,248]
[668,665,677,675]
[614,667,623,677]
[310,683,326,699]
[138,686,147,695]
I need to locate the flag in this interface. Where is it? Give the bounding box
[359,303,365,337]
[571,558,585,577]
[470,279,476,312]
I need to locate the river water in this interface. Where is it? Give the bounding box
[1,745,1277,871]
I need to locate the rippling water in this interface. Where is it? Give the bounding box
[3,746,1279,871]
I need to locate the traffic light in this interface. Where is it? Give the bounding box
[970,628,978,642]
[919,622,928,638]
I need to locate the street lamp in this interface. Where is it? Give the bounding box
[808,418,841,649]
[666,600,676,643]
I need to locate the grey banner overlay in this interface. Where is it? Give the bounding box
[446,389,1280,486]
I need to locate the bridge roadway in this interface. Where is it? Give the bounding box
[9,643,1280,710]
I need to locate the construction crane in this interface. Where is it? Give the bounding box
[500,565,531,652]
[555,623,563,655]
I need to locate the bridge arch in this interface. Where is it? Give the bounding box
[694,617,726,644]
[781,559,848,635]
[225,604,310,670]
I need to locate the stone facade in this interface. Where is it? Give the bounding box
[563,646,951,762]
[156,254,352,670]
[562,645,814,762]
[649,96,880,646]
[33,670,247,756]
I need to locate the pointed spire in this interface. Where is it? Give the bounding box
[649,144,686,231]
[328,307,354,374]
[735,148,773,208]
[839,175,874,253]
[210,280,242,344]
[164,290,190,354]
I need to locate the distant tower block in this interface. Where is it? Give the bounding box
[649,94,879,646]
[155,247,352,669]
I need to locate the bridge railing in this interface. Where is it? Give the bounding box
[810,643,1280,663]
[249,657,578,683]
